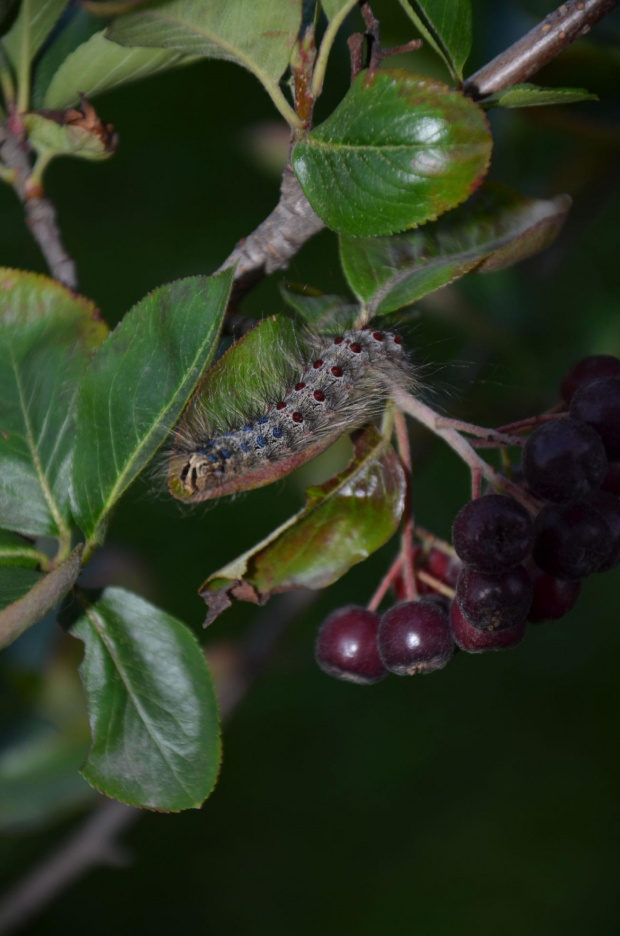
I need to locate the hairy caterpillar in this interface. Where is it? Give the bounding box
[168,324,414,502]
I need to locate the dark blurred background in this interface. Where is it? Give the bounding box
[1,1,619,933]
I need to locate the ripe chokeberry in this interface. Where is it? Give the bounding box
[522,418,607,502]
[569,376,620,460]
[528,568,581,622]
[601,462,620,495]
[587,491,620,572]
[560,355,620,402]
[455,565,533,631]
[315,606,386,684]
[450,600,526,653]
[452,494,534,572]
[532,501,612,580]
[378,600,454,675]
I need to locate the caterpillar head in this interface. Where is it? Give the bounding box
[170,451,223,498]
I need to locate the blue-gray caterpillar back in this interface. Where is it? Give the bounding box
[169,326,414,502]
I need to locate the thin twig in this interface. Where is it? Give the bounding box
[0,123,77,290]
[464,0,620,99]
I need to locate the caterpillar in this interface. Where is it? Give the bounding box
[168,324,414,502]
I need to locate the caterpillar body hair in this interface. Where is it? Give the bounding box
[168,326,415,502]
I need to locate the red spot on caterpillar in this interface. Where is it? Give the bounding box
[292,411,303,423]
[276,401,286,410]
[295,382,306,391]
[350,343,362,353]
[331,366,343,377]
[394,335,403,344]
[313,360,323,369]
[314,390,325,402]
[373,332,383,341]
[334,336,344,345]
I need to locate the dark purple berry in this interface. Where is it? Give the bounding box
[450,600,526,653]
[560,355,620,402]
[522,418,607,503]
[601,462,620,495]
[455,565,533,631]
[419,593,452,615]
[452,494,534,572]
[528,569,581,622]
[570,376,620,460]
[378,600,454,675]
[315,606,386,684]
[587,491,620,571]
[532,501,613,580]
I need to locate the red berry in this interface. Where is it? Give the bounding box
[315,606,386,684]
[560,355,620,402]
[378,600,454,675]
[450,600,526,653]
[528,568,581,622]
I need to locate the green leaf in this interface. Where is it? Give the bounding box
[279,282,358,329]
[398,0,472,83]
[0,545,83,648]
[292,68,492,237]
[107,0,302,125]
[0,728,94,831]
[339,183,572,315]
[72,271,233,543]
[72,587,221,811]
[0,269,108,538]
[24,110,116,161]
[200,425,406,624]
[0,528,44,567]
[43,28,193,109]
[481,83,599,109]
[2,0,68,71]
[32,7,106,108]
[320,0,357,19]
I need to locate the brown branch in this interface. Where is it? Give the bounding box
[216,165,324,310]
[0,123,77,290]
[464,0,620,99]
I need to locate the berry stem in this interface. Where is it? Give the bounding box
[434,416,524,447]
[394,409,417,600]
[367,555,403,612]
[416,570,456,600]
[471,466,482,500]
[392,388,541,514]
[414,526,457,558]
[496,409,567,435]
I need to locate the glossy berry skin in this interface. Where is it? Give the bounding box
[450,600,526,653]
[528,569,581,622]
[570,376,620,460]
[532,501,612,580]
[560,355,620,402]
[522,418,607,503]
[588,491,620,571]
[452,494,534,572]
[378,600,454,675]
[455,565,533,631]
[315,606,386,684]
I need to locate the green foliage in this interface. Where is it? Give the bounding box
[292,69,492,236]
[482,83,599,109]
[279,283,358,329]
[24,111,115,162]
[0,564,43,609]
[0,528,44,567]
[72,272,233,546]
[108,0,302,124]
[398,0,472,83]
[201,425,406,623]
[43,28,192,109]
[1,0,68,72]
[0,269,107,538]
[72,587,221,811]
[31,6,102,107]
[339,183,572,314]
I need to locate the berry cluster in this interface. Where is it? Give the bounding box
[315,356,620,684]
